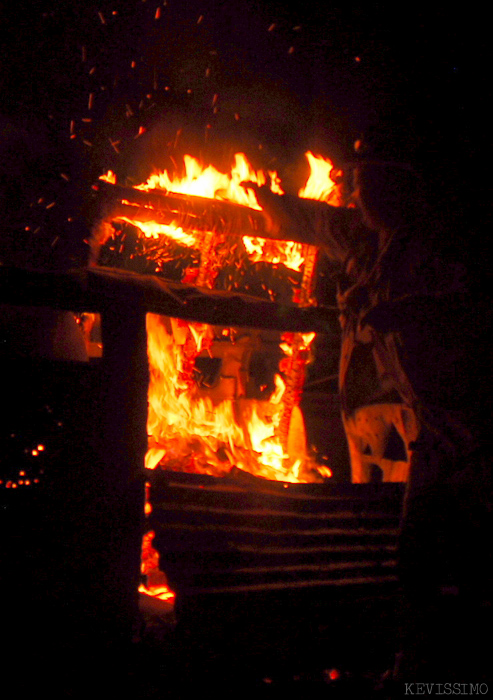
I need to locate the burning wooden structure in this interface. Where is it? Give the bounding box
[1,151,408,666]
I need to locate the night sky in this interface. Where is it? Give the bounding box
[1,2,489,269]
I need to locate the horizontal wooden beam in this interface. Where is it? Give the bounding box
[0,266,340,334]
[95,180,325,245]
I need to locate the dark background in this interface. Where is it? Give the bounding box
[1,1,489,269]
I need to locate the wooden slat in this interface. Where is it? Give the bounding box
[185,575,400,596]
[148,471,404,600]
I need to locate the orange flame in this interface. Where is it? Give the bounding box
[138,152,266,210]
[145,313,315,483]
[101,153,313,272]
[299,152,341,205]
[140,529,175,602]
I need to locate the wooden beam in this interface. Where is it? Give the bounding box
[0,266,340,334]
[96,180,327,245]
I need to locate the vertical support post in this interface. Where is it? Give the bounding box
[98,301,149,643]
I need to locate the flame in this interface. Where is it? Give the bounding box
[145,313,316,483]
[138,152,266,210]
[102,153,311,273]
[99,170,116,184]
[140,529,175,602]
[298,152,341,205]
[100,151,340,275]
[117,216,197,247]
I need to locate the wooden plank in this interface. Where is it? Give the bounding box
[96,180,324,245]
[0,266,340,333]
[182,575,400,596]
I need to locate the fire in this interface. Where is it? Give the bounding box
[111,152,340,604]
[145,313,314,483]
[96,151,340,485]
[137,152,266,210]
[116,217,197,247]
[99,151,338,276]
[140,529,175,603]
[299,152,341,205]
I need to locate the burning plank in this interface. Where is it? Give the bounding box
[95,179,327,245]
[92,152,342,308]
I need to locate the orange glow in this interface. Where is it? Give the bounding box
[138,583,175,602]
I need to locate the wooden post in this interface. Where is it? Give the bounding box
[97,301,149,643]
